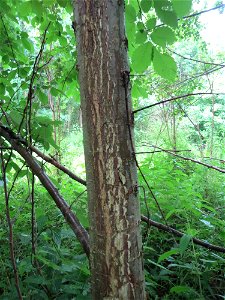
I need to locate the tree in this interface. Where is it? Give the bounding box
[72,1,145,298]
[1,0,225,298]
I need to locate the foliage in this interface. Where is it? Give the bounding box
[0,0,225,299]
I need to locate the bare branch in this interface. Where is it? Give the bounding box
[141,215,225,254]
[203,157,225,163]
[148,144,225,174]
[167,65,225,91]
[136,149,191,155]
[182,4,225,20]
[167,48,225,67]
[133,92,225,114]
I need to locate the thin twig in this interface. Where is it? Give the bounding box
[167,48,225,67]
[136,149,191,154]
[0,150,23,299]
[18,22,51,135]
[203,157,225,163]
[182,4,225,20]
[147,144,225,174]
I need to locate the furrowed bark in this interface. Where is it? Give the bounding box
[72,1,145,299]
[0,125,90,257]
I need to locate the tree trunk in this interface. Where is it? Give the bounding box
[72,1,145,299]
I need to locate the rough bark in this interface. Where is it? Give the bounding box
[72,1,145,299]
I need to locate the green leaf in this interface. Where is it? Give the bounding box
[18,1,32,17]
[137,22,144,31]
[158,249,180,263]
[31,0,43,17]
[20,67,30,77]
[17,170,28,179]
[50,87,67,97]
[59,36,68,47]
[141,0,153,13]
[0,83,5,96]
[61,285,77,295]
[51,87,59,96]
[126,21,136,46]
[125,4,136,22]
[170,285,194,294]
[132,42,153,73]
[153,49,177,81]
[165,209,181,220]
[21,38,32,51]
[146,17,156,30]
[132,81,148,99]
[151,26,176,47]
[136,30,147,44]
[179,234,192,254]
[37,89,48,105]
[9,110,23,126]
[19,233,31,245]
[24,275,46,284]
[2,55,9,65]
[147,259,171,271]
[48,136,60,150]
[8,161,20,172]
[35,254,60,270]
[172,0,192,17]
[20,32,29,39]
[57,0,67,8]
[37,215,48,232]
[154,0,178,28]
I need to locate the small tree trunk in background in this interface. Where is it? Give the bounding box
[210,95,215,158]
[73,1,145,299]
[46,68,62,180]
[171,103,177,151]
